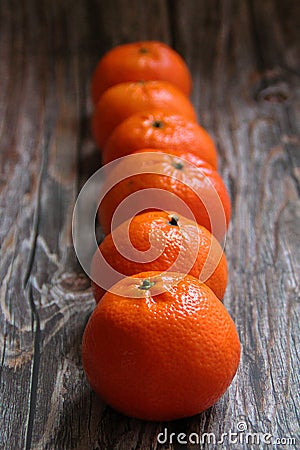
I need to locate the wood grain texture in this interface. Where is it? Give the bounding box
[0,0,299,449]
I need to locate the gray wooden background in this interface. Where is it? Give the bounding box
[0,0,299,449]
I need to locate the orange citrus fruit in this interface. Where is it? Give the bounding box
[91,41,192,105]
[102,110,218,168]
[98,151,230,241]
[82,271,241,421]
[92,80,197,149]
[91,211,227,301]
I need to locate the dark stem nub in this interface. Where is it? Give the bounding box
[172,161,184,170]
[168,215,179,226]
[138,279,155,290]
[139,47,148,54]
[152,120,164,129]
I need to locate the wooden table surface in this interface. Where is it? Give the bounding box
[0,1,299,449]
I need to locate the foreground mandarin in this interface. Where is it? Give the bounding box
[82,271,241,421]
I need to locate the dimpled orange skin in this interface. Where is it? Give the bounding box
[82,271,241,421]
[91,80,197,149]
[91,211,228,302]
[98,151,230,241]
[102,110,218,168]
[91,41,192,105]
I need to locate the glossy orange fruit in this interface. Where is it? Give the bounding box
[91,41,192,105]
[133,148,231,221]
[98,151,230,241]
[92,80,197,149]
[92,211,227,301]
[102,110,218,168]
[82,271,241,421]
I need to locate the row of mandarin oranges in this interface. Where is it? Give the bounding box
[82,41,240,422]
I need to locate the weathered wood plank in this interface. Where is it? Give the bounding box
[0,0,299,449]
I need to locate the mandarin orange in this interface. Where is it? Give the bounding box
[91,41,192,104]
[91,211,228,301]
[82,271,241,421]
[102,110,218,168]
[98,151,230,241]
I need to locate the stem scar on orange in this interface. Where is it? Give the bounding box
[133,147,216,169]
[91,211,228,302]
[102,110,218,169]
[92,80,197,149]
[91,41,192,105]
[82,271,241,421]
